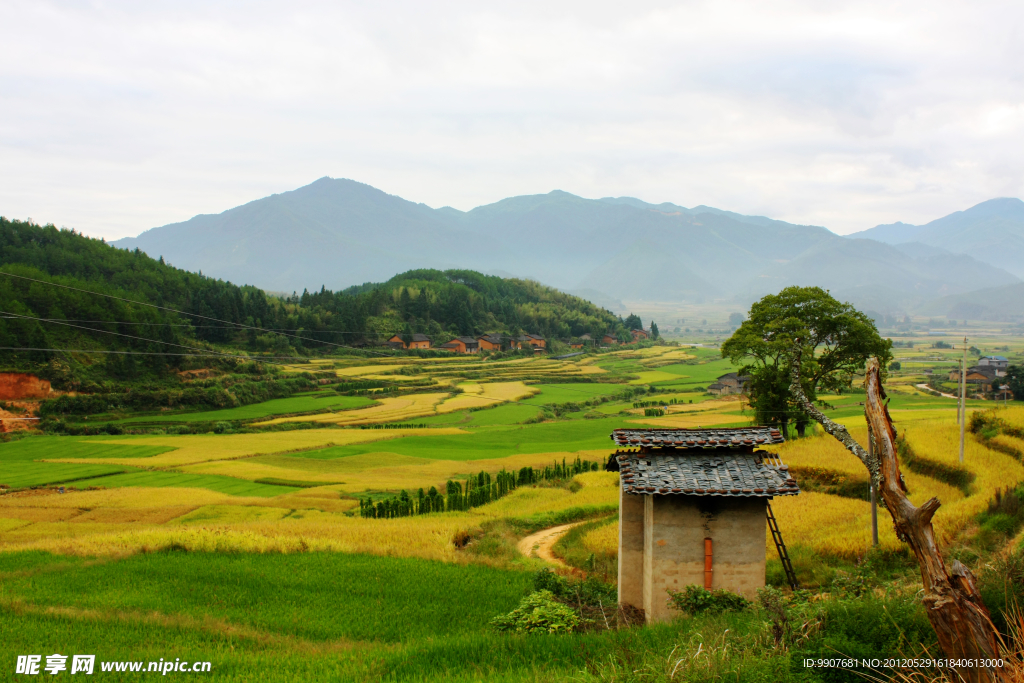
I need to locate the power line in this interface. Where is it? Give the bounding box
[0,271,394,356]
[0,317,416,339]
[0,346,321,360]
[0,310,291,366]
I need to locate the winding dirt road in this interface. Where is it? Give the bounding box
[516,521,586,567]
[915,383,959,400]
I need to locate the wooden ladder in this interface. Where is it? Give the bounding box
[766,501,799,590]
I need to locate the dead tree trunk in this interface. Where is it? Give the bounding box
[790,353,1007,683]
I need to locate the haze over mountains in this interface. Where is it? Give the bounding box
[114,178,1024,319]
[849,197,1024,279]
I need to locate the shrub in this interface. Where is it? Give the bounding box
[490,590,580,634]
[532,568,616,608]
[667,585,750,616]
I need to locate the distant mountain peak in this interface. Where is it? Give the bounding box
[845,196,1024,278]
[110,179,1020,315]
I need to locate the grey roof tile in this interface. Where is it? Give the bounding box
[611,426,784,449]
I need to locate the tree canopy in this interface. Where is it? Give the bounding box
[1006,364,1024,401]
[721,286,892,434]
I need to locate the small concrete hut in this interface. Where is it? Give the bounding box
[606,427,800,622]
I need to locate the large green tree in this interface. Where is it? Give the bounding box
[1006,364,1024,401]
[721,286,892,435]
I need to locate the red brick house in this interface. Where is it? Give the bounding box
[477,334,503,351]
[439,337,480,354]
[516,334,546,349]
[631,329,649,342]
[387,333,431,350]
[602,334,619,346]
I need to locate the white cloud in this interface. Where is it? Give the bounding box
[1,0,1022,238]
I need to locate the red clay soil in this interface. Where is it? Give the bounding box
[0,373,53,400]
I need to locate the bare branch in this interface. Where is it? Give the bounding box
[788,344,882,493]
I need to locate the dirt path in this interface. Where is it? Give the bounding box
[517,521,587,567]
[915,383,959,400]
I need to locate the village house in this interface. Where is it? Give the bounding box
[602,334,619,346]
[977,356,1009,376]
[630,328,649,342]
[386,333,431,350]
[707,373,750,396]
[948,365,999,393]
[438,337,479,354]
[513,334,546,351]
[477,334,503,352]
[607,427,798,622]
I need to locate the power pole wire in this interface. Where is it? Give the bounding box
[959,336,966,463]
[0,271,393,356]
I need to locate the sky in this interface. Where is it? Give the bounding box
[2,0,1023,240]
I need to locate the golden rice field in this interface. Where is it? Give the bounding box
[435,381,539,413]
[0,467,619,560]
[255,392,450,426]
[181,449,613,496]
[579,409,1024,561]
[43,428,467,468]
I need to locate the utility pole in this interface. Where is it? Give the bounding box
[956,356,962,426]
[959,336,967,464]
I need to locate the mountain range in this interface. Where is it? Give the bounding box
[114,178,1024,319]
[848,197,1024,279]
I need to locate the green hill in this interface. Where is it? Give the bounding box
[0,218,628,389]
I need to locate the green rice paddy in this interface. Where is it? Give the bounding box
[68,471,297,497]
[293,419,621,462]
[113,394,375,424]
[0,550,690,682]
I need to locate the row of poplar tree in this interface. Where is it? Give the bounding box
[358,456,602,519]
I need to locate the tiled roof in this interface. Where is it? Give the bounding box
[411,333,430,342]
[478,334,502,343]
[717,372,749,381]
[609,449,799,497]
[610,427,784,449]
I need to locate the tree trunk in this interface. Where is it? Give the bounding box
[790,354,1007,683]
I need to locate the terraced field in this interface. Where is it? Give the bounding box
[4,340,1022,682]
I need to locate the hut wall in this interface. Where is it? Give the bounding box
[617,489,645,609]
[635,496,767,623]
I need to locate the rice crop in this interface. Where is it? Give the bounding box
[436,382,539,414]
[68,471,300,497]
[172,504,292,525]
[287,419,620,462]
[114,394,374,423]
[255,392,449,426]
[531,384,627,404]
[473,479,618,520]
[7,511,480,559]
[581,519,619,556]
[0,550,534,643]
[762,415,1024,558]
[50,428,467,468]
[235,449,613,497]
[899,419,1024,545]
[0,461,131,489]
[0,438,175,461]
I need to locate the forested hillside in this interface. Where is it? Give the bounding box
[310,268,623,343]
[0,219,626,388]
